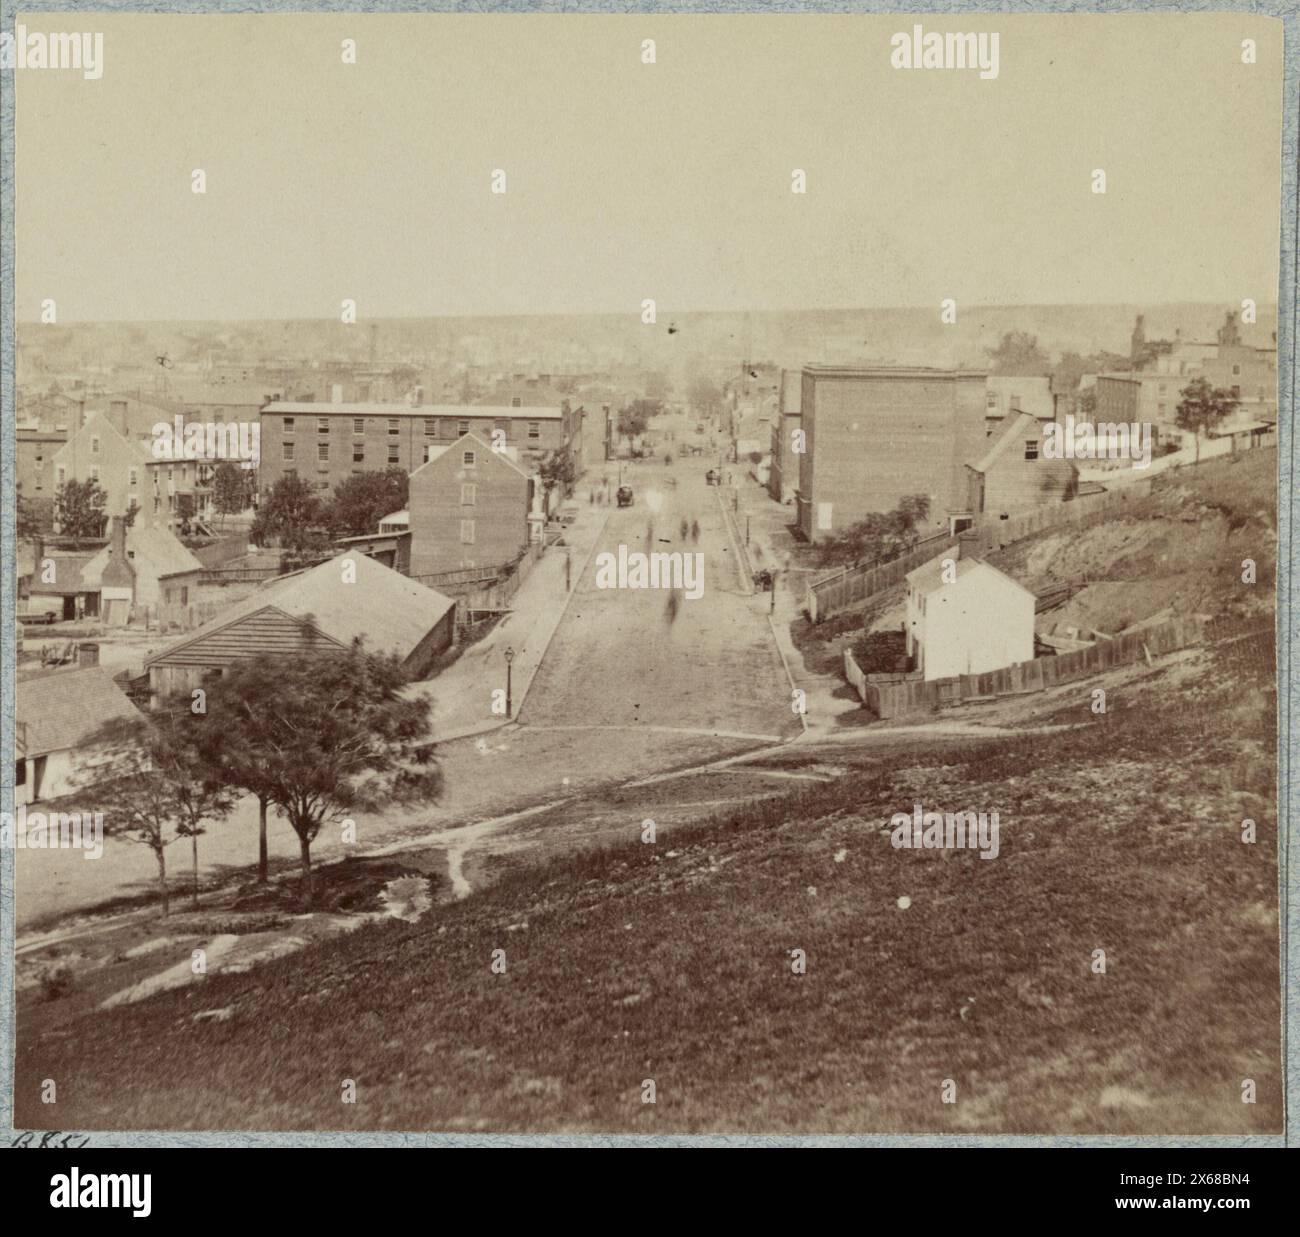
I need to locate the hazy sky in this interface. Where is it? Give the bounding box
[14,11,1285,321]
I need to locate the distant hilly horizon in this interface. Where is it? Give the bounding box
[18,302,1280,379]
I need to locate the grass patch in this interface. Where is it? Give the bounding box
[15,674,1279,1135]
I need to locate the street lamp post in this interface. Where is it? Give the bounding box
[504,645,516,719]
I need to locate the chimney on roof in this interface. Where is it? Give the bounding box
[109,399,129,438]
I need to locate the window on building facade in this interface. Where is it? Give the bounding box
[1024,440,1039,460]
[129,467,138,486]
[283,441,295,461]
[353,418,365,435]
[458,420,470,435]
[461,484,476,506]
[424,419,437,437]
[528,421,540,439]
[353,445,365,463]
[511,396,522,408]
[318,417,330,434]
[388,444,400,464]
[91,436,101,455]
[56,465,66,485]
[283,417,295,431]
[463,450,476,466]
[460,518,476,544]
[90,465,101,481]
[318,442,330,462]
[388,419,400,436]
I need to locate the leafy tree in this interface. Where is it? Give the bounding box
[203,643,442,902]
[617,401,659,446]
[54,477,107,547]
[78,702,235,915]
[1052,351,1089,391]
[816,495,932,568]
[389,364,421,394]
[1175,378,1239,463]
[212,462,252,526]
[985,331,1051,377]
[252,473,329,553]
[538,448,577,504]
[327,468,408,538]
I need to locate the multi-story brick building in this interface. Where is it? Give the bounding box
[407,433,535,577]
[17,421,69,505]
[1094,373,1173,446]
[258,400,582,495]
[795,364,987,542]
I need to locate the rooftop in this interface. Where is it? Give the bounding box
[802,363,987,380]
[968,412,1049,476]
[263,401,564,420]
[145,551,456,668]
[906,554,1035,599]
[17,665,140,758]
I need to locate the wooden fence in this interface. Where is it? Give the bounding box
[809,534,957,623]
[845,615,1209,719]
[807,483,1167,624]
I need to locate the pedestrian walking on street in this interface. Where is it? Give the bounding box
[679,518,689,541]
[665,589,681,624]
[691,519,700,543]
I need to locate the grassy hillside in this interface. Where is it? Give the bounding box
[16,642,1279,1135]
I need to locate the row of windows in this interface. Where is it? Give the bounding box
[284,442,483,468]
[281,416,542,439]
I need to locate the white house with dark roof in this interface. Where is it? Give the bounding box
[905,553,1035,681]
[16,665,141,805]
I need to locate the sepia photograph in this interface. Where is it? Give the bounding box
[0,3,1293,1178]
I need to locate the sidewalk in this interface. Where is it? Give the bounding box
[408,503,611,742]
[732,474,864,737]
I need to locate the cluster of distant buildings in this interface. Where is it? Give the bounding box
[1092,312,1277,446]
[735,309,1276,544]
[12,359,607,807]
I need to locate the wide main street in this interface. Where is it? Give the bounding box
[523,454,796,743]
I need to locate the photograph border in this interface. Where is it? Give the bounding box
[1,0,1294,1149]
